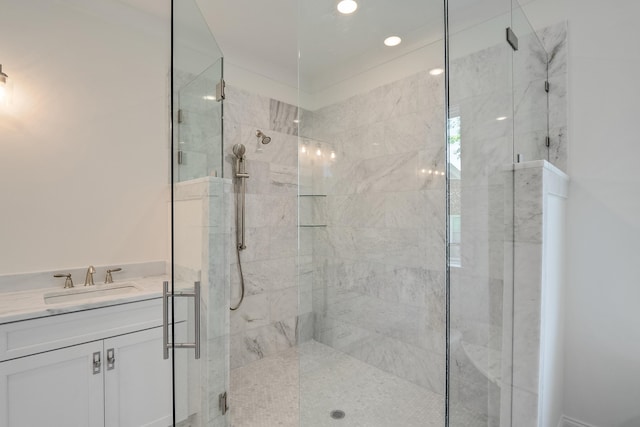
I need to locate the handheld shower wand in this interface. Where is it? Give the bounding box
[231,143,248,310]
[233,143,248,250]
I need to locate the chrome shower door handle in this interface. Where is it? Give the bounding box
[162,280,201,360]
[163,281,169,359]
[194,281,201,359]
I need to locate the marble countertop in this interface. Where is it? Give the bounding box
[0,275,171,325]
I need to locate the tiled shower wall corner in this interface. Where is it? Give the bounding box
[223,85,312,369]
[220,19,567,407]
[300,70,448,395]
[540,22,569,172]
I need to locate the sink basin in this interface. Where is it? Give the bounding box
[44,283,140,305]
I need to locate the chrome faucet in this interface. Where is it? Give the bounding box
[54,273,74,289]
[105,267,122,284]
[84,265,96,286]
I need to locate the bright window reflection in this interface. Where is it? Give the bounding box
[448,115,461,267]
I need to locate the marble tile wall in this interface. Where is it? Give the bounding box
[174,69,223,181]
[223,85,312,369]
[540,22,569,172]
[300,70,448,395]
[448,22,568,426]
[513,22,568,171]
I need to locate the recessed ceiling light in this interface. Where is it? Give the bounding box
[496,116,508,121]
[202,95,216,100]
[429,68,444,76]
[384,36,402,47]
[337,0,358,14]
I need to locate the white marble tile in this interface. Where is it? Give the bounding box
[418,69,446,111]
[351,74,420,127]
[230,292,270,334]
[269,286,299,322]
[512,241,543,394]
[548,126,568,176]
[510,385,539,427]
[267,226,297,259]
[513,31,549,84]
[230,316,299,369]
[326,194,385,227]
[244,194,296,228]
[335,121,386,161]
[268,163,297,194]
[548,74,568,131]
[513,79,548,137]
[231,256,297,297]
[514,166,544,243]
[269,99,298,136]
[223,85,270,129]
[449,44,512,103]
[359,152,420,193]
[242,159,270,194]
[539,22,568,77]
[233,227,270,263]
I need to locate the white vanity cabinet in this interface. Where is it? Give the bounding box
[0,298,179,427]
[0,340,105,427]
[104,327,172,427]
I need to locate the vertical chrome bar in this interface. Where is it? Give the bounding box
[239,174,246,249]
[194,281,201,359]
[163,280,169,360]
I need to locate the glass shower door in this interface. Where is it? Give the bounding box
[171,1,228,426]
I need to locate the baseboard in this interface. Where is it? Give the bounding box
[561,415,600,427]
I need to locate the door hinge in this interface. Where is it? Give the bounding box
[545,81,550,93]
[216,79,225,102]
[177,150,184,165]
[92,352,101,375]
[219,392,229,415]
[506,27,519,51]
[178,109,184,124]
[106,348,115,371]
[545,136,551,147]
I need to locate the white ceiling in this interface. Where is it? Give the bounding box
[116,0,539,92]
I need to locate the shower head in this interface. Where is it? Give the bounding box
[232,143,246,159]
[256,130,271,145]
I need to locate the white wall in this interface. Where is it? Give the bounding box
[524,1,640,426]
[563,1,640,426]
[0,0,170,276]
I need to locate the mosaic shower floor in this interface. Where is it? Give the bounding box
[230,340,444,427]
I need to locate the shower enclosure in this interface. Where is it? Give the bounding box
[168,0,559,426]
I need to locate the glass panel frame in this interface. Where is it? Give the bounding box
[171,1,228,426]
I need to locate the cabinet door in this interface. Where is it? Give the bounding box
[0,341,104,427]
[104,327,172,427]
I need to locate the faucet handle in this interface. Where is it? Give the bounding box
[54,273,74,289]
[105,268,122,284]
